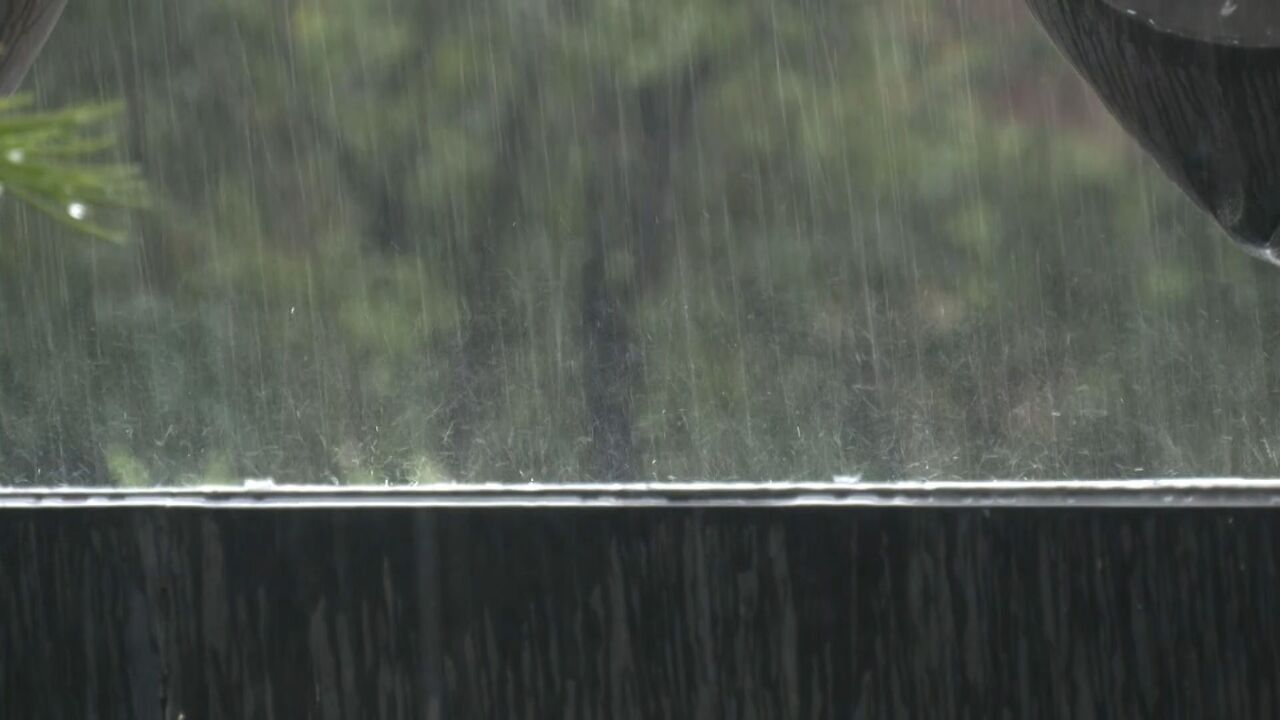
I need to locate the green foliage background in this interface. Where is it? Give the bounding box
[3,0,1279,485]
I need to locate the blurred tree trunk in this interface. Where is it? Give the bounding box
[580,59,712,481]
[446,87,537,479]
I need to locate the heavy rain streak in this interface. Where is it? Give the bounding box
[2,0,1280,487]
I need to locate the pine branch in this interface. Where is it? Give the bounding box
[0,93,148,241]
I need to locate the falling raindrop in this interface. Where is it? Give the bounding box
[6,148,24,164]
[67,202,87,220]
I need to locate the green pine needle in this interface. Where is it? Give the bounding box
[0,93,148,242]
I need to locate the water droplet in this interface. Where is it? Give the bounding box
[1214,181,1245,229]
[67,202,87,220]
[6,149,24,164]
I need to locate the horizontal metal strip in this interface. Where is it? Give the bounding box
[3,479,1280,509]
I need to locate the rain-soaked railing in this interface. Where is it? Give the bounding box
[6,477,1280,508]
[6,480,1280,715]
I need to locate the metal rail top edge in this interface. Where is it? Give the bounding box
[5,479,1280,509]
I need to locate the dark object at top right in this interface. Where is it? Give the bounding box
[1027,0,1280,264]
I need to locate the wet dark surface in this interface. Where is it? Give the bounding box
[3,507,1279,718]
[1029,0,1280,258]
[1104,0,1280,45]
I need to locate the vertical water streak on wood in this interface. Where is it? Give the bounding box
[4,508,1280,715]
